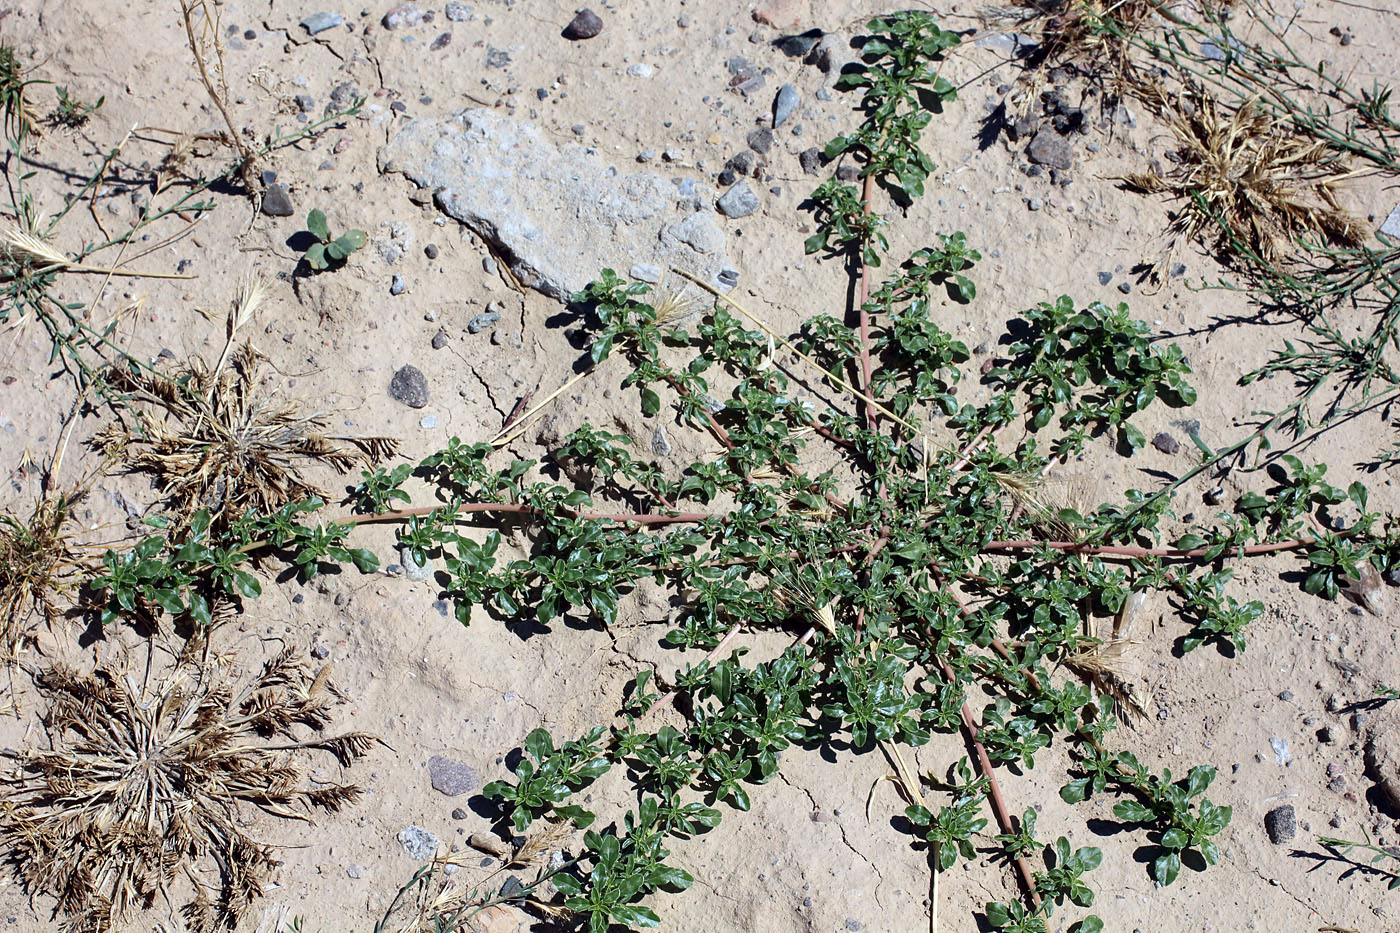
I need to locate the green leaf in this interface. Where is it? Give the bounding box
[1153,851,1182,886]
[1113,800,1154,823]
[640,387,661,416]
[305,242,327,269]
[340,229,368,250]
[307,209,330,240]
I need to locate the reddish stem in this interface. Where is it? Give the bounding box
[856,172,878,433]
[982,536,1318,559]
[345,501,715,528]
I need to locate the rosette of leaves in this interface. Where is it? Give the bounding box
[303,208,367,271]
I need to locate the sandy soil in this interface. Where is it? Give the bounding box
[1,0,1399,931]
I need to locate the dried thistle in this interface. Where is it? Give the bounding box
[1123,95,1364,274]
[0,490,93,659]
[0,647,374,933]
[95,339,396,530]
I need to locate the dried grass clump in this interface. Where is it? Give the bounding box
[0,646,377,933]
[96,341,396,529]
[0,491,91,659]
[1124,95,1364,272]
[1064,590,1152,722]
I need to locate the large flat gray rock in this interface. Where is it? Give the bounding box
[380,109,737,301]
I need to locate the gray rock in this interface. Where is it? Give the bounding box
[1200,34,1244,62]
[383,4,423,30]
[1379,204,1400,239]
[773,83,799,128]
[486,47,511,68]
[261,183,294,217]
[799,147,825,175]
[401,545,433,581]
[445,2,472,21]
[627,62,654,78]
[389,365,429,408]
[430,32,451,51]
[717,181,760,218]
[664,211,725,255]
[398,824,440,859]
[629,263,661,283]
[1263,805,1296,844]
[346,863,365,879]
[419,414,438,430]
[311,644,330,659]
[1098,271,1112,285]
[651,425,672,457]
[1027,131,1073,170]
[1152,432,1180,455]
[637,148,656,163]
[467,310,501,333]
[452,807,469,819]
[808,33,852,77]
[300,12,343,35]
[428,755,480,796]
[390,274,406,295]
[295,93,316,113]
[725,150,759,177]
[1027,197,1043,211]
[380,110,735,300]
[563,8,603,40]
[431,329,449,349]
[746,128,775,154]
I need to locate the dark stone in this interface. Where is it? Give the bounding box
[562,8,604,40]
[311,644,330,659]
[1264,805,1296,844]
[746,127,775,154]
[1098,271,1112,285]
[717,181,760,218]
[261,183,294,217]
[799,147,825,175]
[1027,130,1074,170]
[429,32,451,51]
[835,163,859,182]
[717,169,737,187]
[425,243,439,259]
[468,310,502,333]
[725,150,759,177]
[452,807,469,820]
[389,365,429,408]
[1151,432,1181,455]
[431,329,449,349]
[774,29,823,57]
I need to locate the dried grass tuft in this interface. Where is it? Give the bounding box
[0,646,375,933]
[1123,95,1364,273]
[1064,590,1152,722]
[95,339,396,529]
[0,491,92,659]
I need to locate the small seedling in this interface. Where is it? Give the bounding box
[50,85,102,127]
[304,208,367,270]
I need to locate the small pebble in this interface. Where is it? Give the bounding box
[420,414,438,430]
[652,425,672,456]
[717,181,760,218]
[468,310,502,333]
[1027,197,1043,211]
[382,4,423,30]
[629,263,662,283]
[261,183,294,217]
[637,148,657,162]
[747,127,775,153]
[428,756,480,796]
[429,32,451,51]
[627,62,655,78]
[1152,432,1180,455]
[562,8,604,40]
[390,274,406,296]
[346,863,365,879]
[431,330,448,349]
[1264,805,1296,844]
[425,243,439,259]
[300,11,344,34]
[445,2,472,22]
[311,644,330,660]
[389,365,429,408]
[1118,281,1132,295]
[773,83,799,127]
[398,825,440,860]
[1098,270,1113,285]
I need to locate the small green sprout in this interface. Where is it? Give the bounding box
[303,208,366,270]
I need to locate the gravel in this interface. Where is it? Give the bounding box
[746,127,775,154]
[389,365,429,408]
[1027,130,1074,170]
[799,147,825,175]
